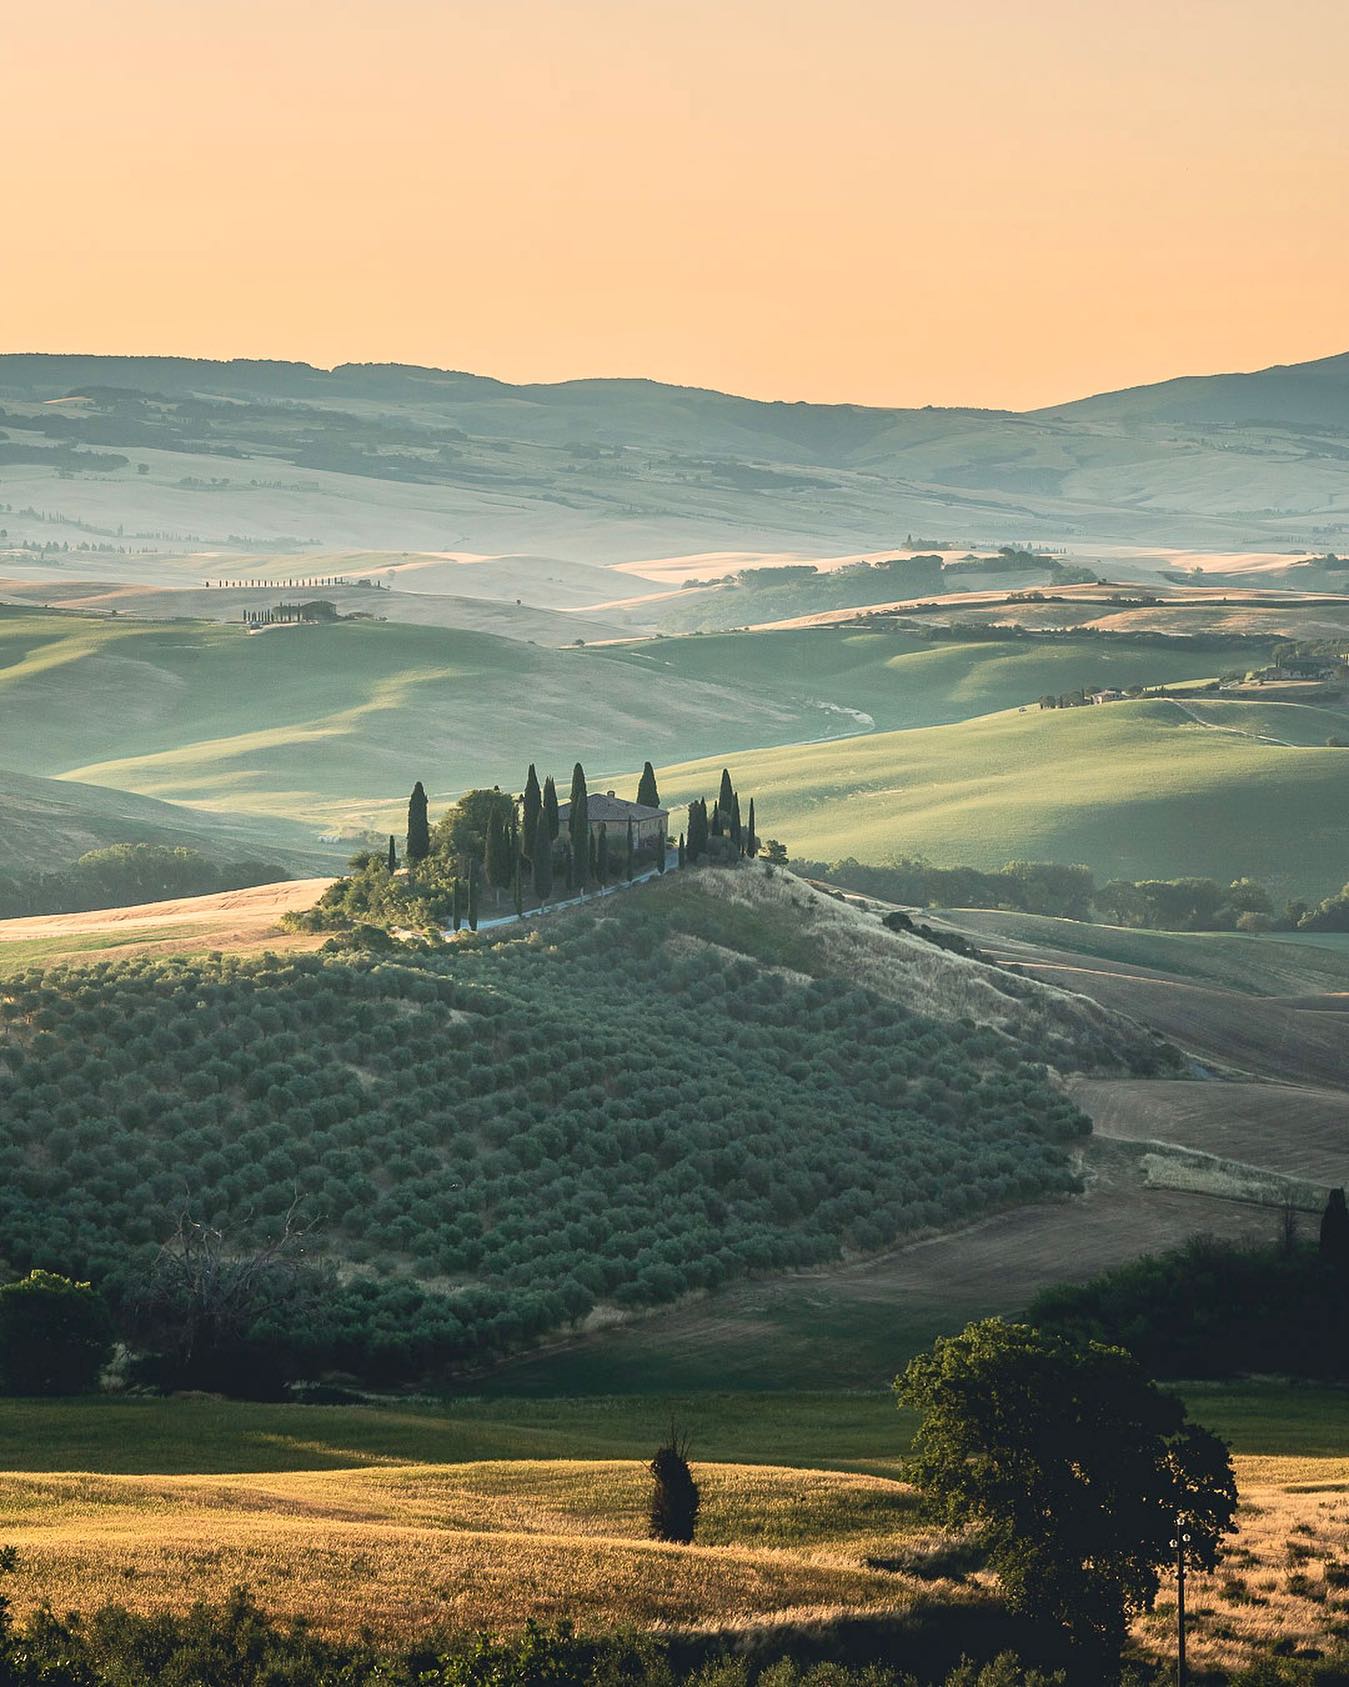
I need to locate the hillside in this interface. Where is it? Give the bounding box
[657,698,1349,899]
[5,351,1349,563]
[0,608,812,829]
[0,766,338,874]
[600,626,1264,735]
[0,865,1170,1380]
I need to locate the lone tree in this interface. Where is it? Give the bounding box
[896,1318,1236,1675]
[406,781,430,864]
[569,763,589,889]
[648,1427,700,1544]
[521,764,543,864]
[637,760,661,809]
[0,1270,112,1396]
[1322,1187,1349,1271]
[745,798,759,858]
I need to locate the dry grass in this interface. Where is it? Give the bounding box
[1132,1457,1349,1675]
[0,1459,958,1643]
[4,1450,1343,1668]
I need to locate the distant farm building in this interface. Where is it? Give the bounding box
[557,793,669,851]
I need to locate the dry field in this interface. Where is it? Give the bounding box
[0,877,331,970]
[1,1451,1343,1674]
[0,1459,956,1643]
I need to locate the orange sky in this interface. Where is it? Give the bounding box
[7,0,1348,409]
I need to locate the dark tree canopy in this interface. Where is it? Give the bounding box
[636,761,661,810]
[542,775,560,841]
[405,781,430,865]
[0,1270,112,1396]
[569,763,589,888]
[433,788,515,871]
[521,764,543,865]
[897,1318,1236,1673]
[649,1431,700,1544]
[1322,1187,1349,1270]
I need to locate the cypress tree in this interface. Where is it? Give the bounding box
[485,806,512,898]
[467,860,479,931]
[687,800,707,861]
[451,876,463,931]
[543,775,560,840]
[563,840,575,893]
[709,800,723,838]
[512,858,523,919]
[1322,1187,1349,1271]
[745,798,758,858]
[730,791,743,852]
[534,834,554,904]
[597,823,609,884]
[588,828,599,884]
[522,764,542,863]
[677,832,686,869]
[718,766,735,824]
[569,763,589,888]
[637,761,660,809]
[386,835,397,873]
[626,819,635,880]
[406,781,430,864]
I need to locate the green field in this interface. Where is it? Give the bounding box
[604,626,1256,732]
[659,699,1349,898]
[936,909,1349,996]
[0,609,812,829]
[0,1383,1342,1478]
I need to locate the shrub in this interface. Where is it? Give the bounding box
[648,1431,700,1543]
[0,1269,112,1395]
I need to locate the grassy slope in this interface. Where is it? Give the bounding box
[0,609,809,828]
[659,699,1349,897]
[0,766,340,874]
[600,627,1251,733]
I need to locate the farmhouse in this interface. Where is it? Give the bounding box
[557,792,669,850]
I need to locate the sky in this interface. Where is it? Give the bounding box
[7,0,1349,409]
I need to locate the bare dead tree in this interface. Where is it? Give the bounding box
[131,1197,328,1383]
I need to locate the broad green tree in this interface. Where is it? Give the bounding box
[0,1270,112,1396]
[896,1318,1236,1674]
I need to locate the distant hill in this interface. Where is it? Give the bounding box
[1039,349,1349,429]
[3,350,1348,558]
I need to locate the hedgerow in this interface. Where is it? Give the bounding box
[0,882,1091,1383]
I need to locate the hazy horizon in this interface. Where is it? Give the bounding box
[10,0,1348,411]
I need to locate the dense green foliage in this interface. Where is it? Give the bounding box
[0,1270,111,1395]
[1028,1236,1349,1381]
[0,844,288,920]
[0,878,1089,1384]
[795,856,1341,933]
[897,1320,1237,1676]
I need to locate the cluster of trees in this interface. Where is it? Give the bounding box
[683,767,758,867]
[0,885,1091,1388]
[793,856,1348,935]
[1027,1195,1349,1381]
[297,761,764,939]
[0,844,289,920]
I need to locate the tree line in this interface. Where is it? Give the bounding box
[0,844,290,921]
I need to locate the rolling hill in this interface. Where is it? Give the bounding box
[4,349,1349,564]
[657,697,1349,898]
[0,766,340,874]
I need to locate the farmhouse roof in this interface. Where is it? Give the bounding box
[556,792,668,823]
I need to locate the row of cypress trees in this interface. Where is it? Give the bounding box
[681,767,758,866]
[396,759,674,929]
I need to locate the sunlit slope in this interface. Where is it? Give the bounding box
[659,700,1349,895]
[0,610,807,826]
[602,627,1253,732]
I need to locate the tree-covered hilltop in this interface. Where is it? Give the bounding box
[0,866,1144,1389]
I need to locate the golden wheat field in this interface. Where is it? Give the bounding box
[0,1459,966,1642]
[2,1452,1345,1670]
